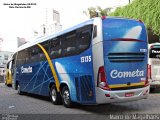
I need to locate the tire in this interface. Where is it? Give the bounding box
[7,84,12,87]
[50,85,62,105]
[62,86,73,108]
[17,84,23,95]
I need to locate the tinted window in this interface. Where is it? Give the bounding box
[77,25,92,54]
[16,25,93,63]
[23,49,29,64]
[17,51,25,66]
[49,25,93,58]
[17,49,30,66]
[39,41,50,61]
[12,53,17,75]
[30,46,40,63]
[149,48,160,58]
[50,37,62,59]
[62,31,77,56]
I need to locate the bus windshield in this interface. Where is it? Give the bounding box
[149,47,160,58]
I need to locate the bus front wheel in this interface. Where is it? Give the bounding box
[62,86,73,108]
[50,85,62,105]
[17,84,23,95]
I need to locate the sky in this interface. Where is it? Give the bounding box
[0,0,129,52]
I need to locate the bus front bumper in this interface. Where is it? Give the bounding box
[96,86,150,104]
[149,80,160,88]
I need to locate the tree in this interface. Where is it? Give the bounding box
[83,7,98,19]
[83,6,111,18]
[109,0,160,36]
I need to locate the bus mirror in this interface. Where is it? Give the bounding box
[93,25,97,38]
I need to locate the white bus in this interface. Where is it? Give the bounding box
[148,43,160,92]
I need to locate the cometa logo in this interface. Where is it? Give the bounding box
[152,50,160,53]
[21,66,32,73]
[110,69,144,78]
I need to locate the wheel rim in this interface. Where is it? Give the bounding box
[51,88,56,102]
[63,90,70,105]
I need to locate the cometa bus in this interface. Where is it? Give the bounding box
[11,17,149,108]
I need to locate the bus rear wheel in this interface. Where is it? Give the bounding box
[62,86,73,108]
[50,85,62,105]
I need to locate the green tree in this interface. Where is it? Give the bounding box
[83,7,97,18]
[83,6,111,18]
[109,0,160,36]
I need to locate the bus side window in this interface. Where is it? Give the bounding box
[24,49,29,64]
[62,31,77,57]
[11,59,15,75]
[77,27,92,53]
[39,41,50,61]
[12,53,17,75]
[17,51,25,67]
[50,38,62,59]
[16,52,20,67]
[93,25,97,38]
[29,45,40,63]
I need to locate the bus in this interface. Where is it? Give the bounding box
[148,43,160,92]
[12,17,149,108]
[5,58,13,87]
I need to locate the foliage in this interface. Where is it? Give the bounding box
[109,0,160,36]
[83,6,111,18]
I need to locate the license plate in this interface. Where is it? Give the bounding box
[125,92,134,97]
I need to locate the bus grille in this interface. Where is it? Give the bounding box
[108,52,145,62]
[75,75,94,103]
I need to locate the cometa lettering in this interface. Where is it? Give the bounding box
[21,66,32,73]
[110,69,144,78]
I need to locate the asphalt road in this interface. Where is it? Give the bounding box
[0,83,160,120]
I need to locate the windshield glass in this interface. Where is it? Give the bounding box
[149,47,160,58]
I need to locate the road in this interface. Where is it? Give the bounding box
[0,83,160,120]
